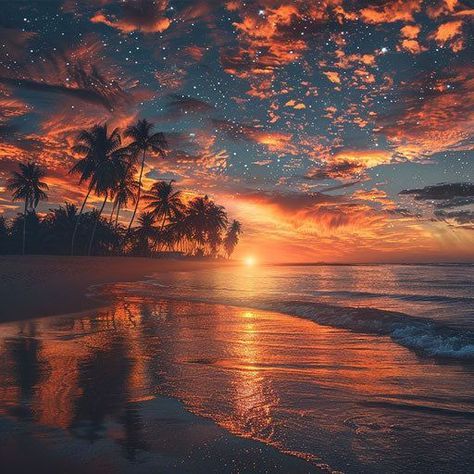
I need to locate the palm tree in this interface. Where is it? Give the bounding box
[186,196,209,250]
[0,216,8,254]
[7,162,48,254]
[144,180,185,232]
[224,220,241,258]
[205,200,228,257]
[43,203,78,254]
[86,151,126,256]
[124,119,167,233]
[69,124,124,255]
[110,165,138,227]
[186,196,228,255]
[166,209,193,254]
[133,212,158,256]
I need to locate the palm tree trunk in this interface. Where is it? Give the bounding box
[71,184,93,255]
[109,202,116,222]
[87,193,108,256]
[126,149,146,234]
[115,204,121,227]
[22,199,28,255]
[157,213,167,251]
[113,204,121,255]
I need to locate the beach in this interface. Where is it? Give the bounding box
[0,256,318,473]
[0,261,473,472]
[0,255,227,322]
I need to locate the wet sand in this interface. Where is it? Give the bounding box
[0,394,315,474]
[0,255,226,322]
[0,256,319,473]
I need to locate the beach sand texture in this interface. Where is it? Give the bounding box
[0,255,226,322]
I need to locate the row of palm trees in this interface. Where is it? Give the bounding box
[69,120,167,255]
[3,119,242,258]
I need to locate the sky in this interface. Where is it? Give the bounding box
[0,0,473,263]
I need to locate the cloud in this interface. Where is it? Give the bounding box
[236,188,377,232]
[212,119,295,154]
[377,66,474,158]
[0,39,134,111]
[166,95,214,115]
[434,209,474,226]
[306,150,393,180]
[0,94,29,122]
[221,2,329,98]
[359,0,422,24]
[427,0,465,19]
[324,71,341,84]
[429,20,465,51]
[399,182,474,200]
[397,24,427,54]
[400,182,474,229]
[90,0,171,34]
[0,28,36,60]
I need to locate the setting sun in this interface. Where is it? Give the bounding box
[244,256,256,267]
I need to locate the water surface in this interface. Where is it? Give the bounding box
[0,264,473,473]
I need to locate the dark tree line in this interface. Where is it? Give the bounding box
[1,120,241,258]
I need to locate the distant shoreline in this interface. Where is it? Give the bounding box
[0,255,228,323]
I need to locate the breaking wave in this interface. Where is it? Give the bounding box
[93,280,474,360]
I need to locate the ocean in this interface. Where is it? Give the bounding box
[0,264,473,472]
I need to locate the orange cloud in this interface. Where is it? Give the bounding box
[324,71,341,84]
[397,24,427,54]
[429,20,465,51]
[90,0,171,34]
[398,39,427,54]
[222,187,464,263]
[307,149,392,180]
[0,95,29,120]
[360,0,422,24]
[378,66,474,158]
[427,0,460,18]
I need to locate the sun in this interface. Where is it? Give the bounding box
[244,256,256,266]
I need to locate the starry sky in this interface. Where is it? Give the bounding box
[0,0,473,262]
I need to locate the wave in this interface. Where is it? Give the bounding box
[309,289,473,304]
[248,300,474,360]
[92,282,474,360]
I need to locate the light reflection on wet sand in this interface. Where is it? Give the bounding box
[0,299,473,473]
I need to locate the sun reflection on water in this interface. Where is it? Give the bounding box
[0,296,473,472]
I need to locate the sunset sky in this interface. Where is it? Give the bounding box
[0,0,473,262]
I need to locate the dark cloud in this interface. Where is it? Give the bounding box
[90,0,171,34]
[305,161,364,180]
[0,28,36,59]
[167,95,214,114]
[320,181,362,192]
[399,182,474,201]
[435,197,474,209]
[0,43,133,111]
[435,209,474,225]
[400,182,474,228]
[0,76,125,111]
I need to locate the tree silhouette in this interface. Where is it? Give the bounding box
[132,212,158,256]
[2,120,242,259]
[70,124,125,255]
[124,119,167,234]
[110,165,137,227]
[144,180,185,247]
[7,162,48,254]
[224,220,242,258]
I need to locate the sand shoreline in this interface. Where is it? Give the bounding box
[0,255,320,473]
[0,255,228,322]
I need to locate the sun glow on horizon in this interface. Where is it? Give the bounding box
[244,256,257,267]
